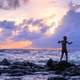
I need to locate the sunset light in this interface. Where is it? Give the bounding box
[0,0,79,48]
[0,1,80,80]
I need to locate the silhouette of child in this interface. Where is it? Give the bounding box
[58,36,72,62]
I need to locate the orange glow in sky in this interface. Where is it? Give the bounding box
[0,40,32,49]
[0,0,73,48]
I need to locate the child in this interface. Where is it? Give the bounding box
[58,36,72,62]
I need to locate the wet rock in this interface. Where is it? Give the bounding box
[8,69,32,76]
[0,49,5,52]
[48,76,67,80]
[47,59,53,67]
[5,77,21,80]
[55,61,75,71]
[12,61,28,66]
[63,66,80,76]
[0,58,11,66]
[46,59,57,70]
[11,61,44,72]
[4,61,45,76]
[0,68,11,74]
[47,59,75,71]
[0,59,78,77]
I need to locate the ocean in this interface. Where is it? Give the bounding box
[0,49,80,80]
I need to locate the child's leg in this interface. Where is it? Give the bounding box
[60,51,64,61]
[65,51,68,62]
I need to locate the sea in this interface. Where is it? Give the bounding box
[0,49,80,80]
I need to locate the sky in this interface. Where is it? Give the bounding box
[0,0,80,49]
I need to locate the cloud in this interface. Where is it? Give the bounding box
[28,7,80,48]
[0,20,15,29]
[0,0,29,10]
[0,21,16,42]
[48,9,80,49]
[0,8,79,49]
[0,0,79,49]
[0,0,69,22]
[0,0,20,9]
[0,0,71,45]
[0,40,32,49]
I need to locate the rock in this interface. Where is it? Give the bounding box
[12,61,28,66]
[0,60,46,76]
[5,78,21,80]
[47,59,53,67]
[4,61,45,76]
[55,61,75,71]
[46,59,75,71]
[63,66,80,76]
[8,69,31,76]
[0,58,11,66]
[0,49,5,52]
[11,61,44,72]
[0,68,11,74]
[0,66,32,76]
[0,59,78,77]
[48,76,67,80]
[46,59,57,70]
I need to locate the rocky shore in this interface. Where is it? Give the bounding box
[0,58,80,80]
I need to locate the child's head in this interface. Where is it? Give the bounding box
[63,36,67,40]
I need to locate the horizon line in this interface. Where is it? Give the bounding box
[0,48,62,51]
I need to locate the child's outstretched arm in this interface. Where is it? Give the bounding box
[67,41,72,44]
[58,41,62,43]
